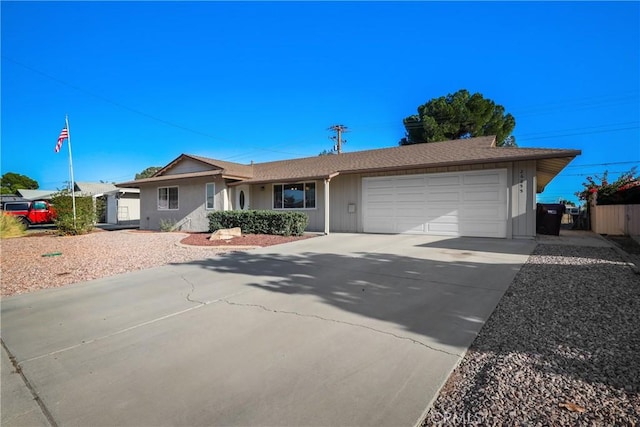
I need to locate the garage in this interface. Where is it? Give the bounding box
[362,169,508,238]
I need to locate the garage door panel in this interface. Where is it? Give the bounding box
[427,175,460,186]
[428,192,460,203]
[427,222,459,234]
[463,189,502,202]
[460,205,505,220]
[363,169,507,238]
[460,221,505,238]
[462,172,502,185]
[397,192,425,202]
[427,213,459,223]
[398,207,428,217]
[395,221,426,234]
[367,208,394,218]
[426,207,458,217]
[366,194,393,203]
[395,177,426,186]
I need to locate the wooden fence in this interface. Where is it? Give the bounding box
[591,203,640,236]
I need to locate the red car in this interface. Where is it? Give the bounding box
[1,199,57,227]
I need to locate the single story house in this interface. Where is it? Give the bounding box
[116,135,580,239]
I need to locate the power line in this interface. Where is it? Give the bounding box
[2,56,308,161]
[518,126,639,141]
[514,121,639,138]
[565,161,640,168]
[5,55,638,163]
[560,171,631,176]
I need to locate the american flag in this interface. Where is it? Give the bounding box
[55,128,68,153]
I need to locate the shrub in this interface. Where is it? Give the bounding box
[50,193,95,235]
[0,213,26,238]
[577,167,639,205]
[159,218,177,232]
[208,210,309,236]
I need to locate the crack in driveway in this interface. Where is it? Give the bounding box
[178,276,460,357]
[219,299,461,358]
[181,275,207,305]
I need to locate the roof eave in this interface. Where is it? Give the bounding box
[227,173,338,186]
[116,170,225,188]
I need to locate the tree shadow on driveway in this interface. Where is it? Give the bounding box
[172,246,526,354]
[172,241,639,394]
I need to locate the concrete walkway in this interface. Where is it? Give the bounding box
[2,233,537,427]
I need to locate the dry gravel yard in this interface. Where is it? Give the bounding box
[0,230,311,297]
[422,243,640,426]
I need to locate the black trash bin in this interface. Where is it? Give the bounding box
[536,203,565,236]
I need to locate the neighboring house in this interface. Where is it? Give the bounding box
[15,189,58,201]
[103,188,140,225]
[73,182,120,198]
[73,182,141,225]
[16,184,140,225]
[116,135,580,239]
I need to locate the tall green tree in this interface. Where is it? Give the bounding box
[400,89,516,147]
[0,172,39,194]
[135,166,162,180]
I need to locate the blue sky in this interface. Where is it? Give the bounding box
[2,1,638,204]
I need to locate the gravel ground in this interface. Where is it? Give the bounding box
[422,243,640,426]
[0,230,313,297]
[0,230,229,297]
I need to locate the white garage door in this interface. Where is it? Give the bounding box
[363,169,508,238]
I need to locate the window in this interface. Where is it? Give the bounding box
[158,186,178,210]
[273,182,316,209]
[205,183,215,210]
[2,202,29,211]
[32,201,47,210]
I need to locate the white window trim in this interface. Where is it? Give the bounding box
[205,182,215,210]
[157,186,179,211]
[272,181,317,210]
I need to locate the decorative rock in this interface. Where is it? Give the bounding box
[209,227,242,240]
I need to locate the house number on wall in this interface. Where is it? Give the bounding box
[519,169,525,193]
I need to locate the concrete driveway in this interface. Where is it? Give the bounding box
[1,233,536,427]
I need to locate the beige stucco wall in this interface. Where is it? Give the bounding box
[138,175,228,231]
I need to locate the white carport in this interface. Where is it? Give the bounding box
[103,188,140,224]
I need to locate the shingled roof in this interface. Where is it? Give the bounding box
[247,136,579,184]
[117,136,580,192]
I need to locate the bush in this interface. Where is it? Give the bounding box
[159,218,177,232]
[50,193,95,235]
[208,210,309,236]
[0,213,26,238]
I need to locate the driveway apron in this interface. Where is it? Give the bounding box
[1,233,536,426]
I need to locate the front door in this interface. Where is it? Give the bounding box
[236,185,250,210]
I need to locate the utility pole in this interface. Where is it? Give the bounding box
[328,124,348,154]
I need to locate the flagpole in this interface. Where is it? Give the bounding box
[65,114,77,227]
